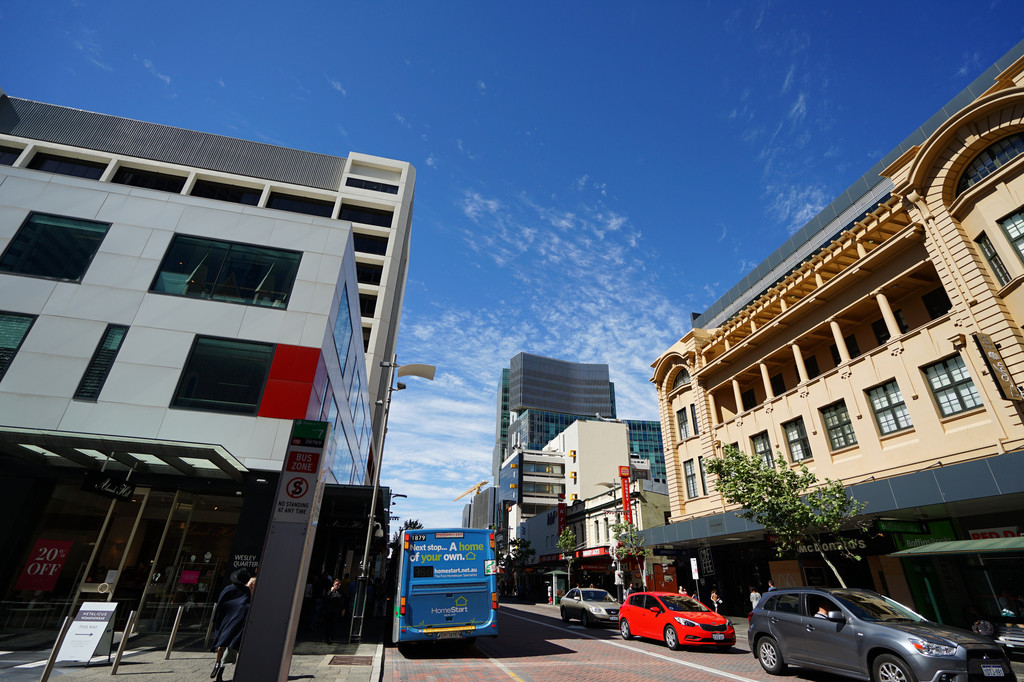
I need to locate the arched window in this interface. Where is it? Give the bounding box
[672,368,691,390]
[957,133,1024,195]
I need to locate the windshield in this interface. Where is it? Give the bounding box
[832,591,927,623]
[659,595,710,612]
[582,590,616,603]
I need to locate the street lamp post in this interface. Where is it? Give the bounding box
[349,357,435,643]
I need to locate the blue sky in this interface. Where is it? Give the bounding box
[4,1,1024,528]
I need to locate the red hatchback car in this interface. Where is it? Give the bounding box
[618,592,735,651]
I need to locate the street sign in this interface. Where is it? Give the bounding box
[57,602,116,662]
[690,557,699,580]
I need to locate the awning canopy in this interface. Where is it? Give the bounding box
[890,537,1024,557]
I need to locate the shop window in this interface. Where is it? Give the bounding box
[190,179,261,205]
[783,417,812,462]
[0,212,110,282]
[922,287,952,320]
[676,407,689,439]
[27,152,106,179]
[266,192,334,217]
[923,355,982,417]
[150,234,300,308]
[0,312,36,382]
[339,204,394,228]
[684,459,699,498]
[976,233,1012,286]
[74,324,129,401]
[112,167,186,193]
[866,379,913,435]
[821,400,857,450]
[171,336,274,415]
[750,431,773,467]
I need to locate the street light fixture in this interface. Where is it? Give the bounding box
[349,357,435,643]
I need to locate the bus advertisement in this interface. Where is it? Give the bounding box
[392,528,498,643]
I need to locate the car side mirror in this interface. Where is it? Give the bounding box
[827,610,844,621]
[650,607,662,614]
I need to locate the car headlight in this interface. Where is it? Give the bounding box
[908,637,957,657]
[588,606,605,614]
[673,617,697,628]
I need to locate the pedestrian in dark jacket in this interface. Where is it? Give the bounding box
[211,568,254,681]
[324,578,346,644]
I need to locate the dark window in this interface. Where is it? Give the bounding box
[334,284,353,369]
[27,152,106,179]
[1000,209,1024,266]
[266,192,334,217]
[0,145,22,166]
[0,212,110,281]
[150,235,300,308]
[353,233,389,256]
[112,167,186,193]
[672,368,691,389]
[924,355,982,417]
[872,311,910,345]
[0,312,36,382]
[339,204,394,228]
[977,233,1012,286]
[804,354,820,380]
[770,373,786,396]
[830,334,861,365]
[867,380,913,435]
[356,262,383,286]
[345,177,399,194]
[359,293,377,317]
[74,325,128,401]
[741,388,757,411]
[783,417,812,462]
[958,134,1024,195]
[922,287,952,320]
[676,407,689,439]
[821,400,857,450]
[698,456,707,496]
[684,459,699,498]
[191,179,261,205]
[690,404,699,435]
[362,326,371,352]
[751,431,773,467]
[171,336,274,415]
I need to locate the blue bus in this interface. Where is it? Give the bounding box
[392,528,498,643]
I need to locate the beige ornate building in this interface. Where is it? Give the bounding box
[649,43,1024,623]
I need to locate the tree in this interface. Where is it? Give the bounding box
[557,528,577,588]
[611,521,651,587]
[704,445,867,587]
[388,519,423,558]
[502,538,535,597]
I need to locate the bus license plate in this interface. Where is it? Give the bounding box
[981,665,1004,677]
[436,632,463,640]
[712,633,725,641]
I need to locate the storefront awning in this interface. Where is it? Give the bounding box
[890,537,1024,557]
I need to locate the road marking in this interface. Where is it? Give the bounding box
[501,609,760,682]
[482,647,527,681]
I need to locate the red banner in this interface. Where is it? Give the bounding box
[621,474,633,524]
[16,539,73,592]
[557,502,566,534]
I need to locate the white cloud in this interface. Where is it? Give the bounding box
[477,80,486,94]
[788,92,807,124]
[326,75,347,95]
[217,78,226,88]
[395,113,412,130]
[143,59,171,85]
[425,155,437,168]
[72,27,112,72]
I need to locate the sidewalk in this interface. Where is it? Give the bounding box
[0,616,388,682]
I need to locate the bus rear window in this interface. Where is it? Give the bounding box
[413,565,434,578]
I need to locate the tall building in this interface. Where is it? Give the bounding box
[649,40,1024,623]
[0,88,414,638]
[624,419,666,484]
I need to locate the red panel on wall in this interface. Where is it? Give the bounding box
[258,345,320,419]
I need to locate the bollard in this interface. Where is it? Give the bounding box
[164,605,184,660]
[38,616,73,682]
[203,603,218,651]
[110,609,138,675]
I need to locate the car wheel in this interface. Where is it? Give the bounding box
[560,606,569,622]
[874,654,916,682]
[581,611,592,628]
[664,625,681,651]
[619,619,632,640]
[757,636,787,675]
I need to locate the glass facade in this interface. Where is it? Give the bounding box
[507,352,616,417]
[625,419,666,483]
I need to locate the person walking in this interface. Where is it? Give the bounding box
[709,589,724,613]
[748,585,762,614]
[323,578,346,644]
[211,568,254,681]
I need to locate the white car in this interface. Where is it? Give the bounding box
[559,588,619,627]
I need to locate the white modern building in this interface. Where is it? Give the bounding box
[0,88,414,639]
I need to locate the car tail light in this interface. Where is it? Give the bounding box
[404,534,410,551]
[492,592,499,610]
[490,532,495,549]
[400,596,406,616]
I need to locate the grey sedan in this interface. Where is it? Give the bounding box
[560,588,620,627]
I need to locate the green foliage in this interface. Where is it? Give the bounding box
[705,445,867,564]
[388,518,424,557]
[557,528,577,583]
[611,521,650,560]
[503,538,536,575]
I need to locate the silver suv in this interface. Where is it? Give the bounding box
[748,588,1015,682]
